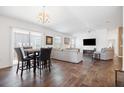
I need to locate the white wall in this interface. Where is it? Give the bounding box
[75,30,96,50]
[0,16,70,68]
[74,28,118,56]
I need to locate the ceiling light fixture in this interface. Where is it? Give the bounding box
[38,6,50,24]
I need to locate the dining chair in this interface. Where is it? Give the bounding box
[37,48,52,74]
[14,47,33,77]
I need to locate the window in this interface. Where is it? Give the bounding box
[54,36,61,48]
[13,28,43,48]
[30,32,43,49]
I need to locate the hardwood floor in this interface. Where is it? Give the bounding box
[0,56,123,87]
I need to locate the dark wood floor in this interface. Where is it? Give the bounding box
[0,56,123,87]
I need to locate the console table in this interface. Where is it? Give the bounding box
[83,50,95,56]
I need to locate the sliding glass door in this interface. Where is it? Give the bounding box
[12,28,43,65]
[14,30,30,47]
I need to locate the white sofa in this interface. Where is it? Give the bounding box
[51,48,83,63]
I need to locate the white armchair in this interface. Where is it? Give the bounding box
[100,48,114,60]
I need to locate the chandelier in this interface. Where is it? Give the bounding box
[38,6,50,24]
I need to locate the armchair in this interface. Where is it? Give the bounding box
[100,48,114,60]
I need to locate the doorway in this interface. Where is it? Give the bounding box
[118,27,123,61]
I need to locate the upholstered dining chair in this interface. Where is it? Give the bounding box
[14,47,33,77]
[37,48,52,75]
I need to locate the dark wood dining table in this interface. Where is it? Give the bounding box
[24,49,40,74]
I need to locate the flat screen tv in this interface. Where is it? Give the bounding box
[83,38,96,46]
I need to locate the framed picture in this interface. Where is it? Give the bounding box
[64,37,70,45]
[46,36,53,45]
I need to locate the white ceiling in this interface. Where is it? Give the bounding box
[0,6,122,35]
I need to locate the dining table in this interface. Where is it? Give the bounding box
[24,48,40,74]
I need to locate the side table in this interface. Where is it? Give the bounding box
[92,52,101,60]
